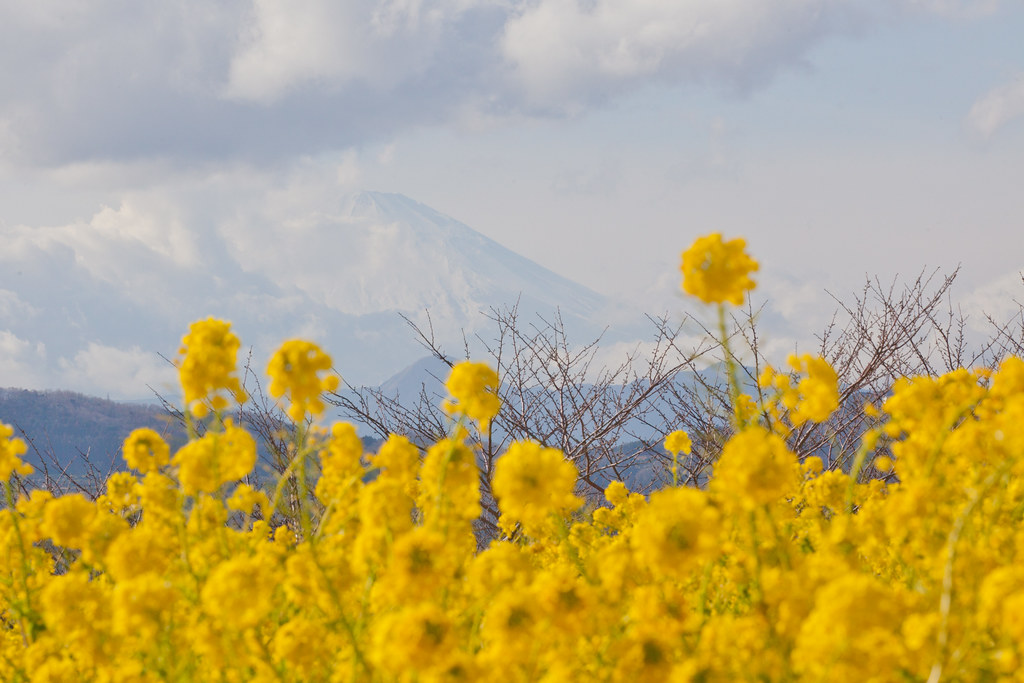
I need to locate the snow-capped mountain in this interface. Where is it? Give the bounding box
[0,192,624,400]
[221,192,607,320]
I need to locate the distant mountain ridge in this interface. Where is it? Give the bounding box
[0,387,183,481]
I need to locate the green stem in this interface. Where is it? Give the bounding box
[926,463,1013,683]
[717,303,743,433]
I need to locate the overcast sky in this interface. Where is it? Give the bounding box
[2,1,1023,349]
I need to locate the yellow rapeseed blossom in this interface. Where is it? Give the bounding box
[663,429,692,456]
[315,421,365,514]
[135,471,180,524]
[267,339,340,422]
[631,486,721,575]
[680,232,759,306]
[492,440,582,537]
[0,421,32,481]
[101,471,139,512]
[371,603,455,675]
[11,277,1024,682]
[370,433,421,499]
[663,429,692,486]
[103,523,177,581]
[418,437,480,524]
[760,354,840,426]
[792,574,916,681]
[172,419,256,495]
[176,317,247,417]
[227,482,270,517]
[785,353,840,425]
[442,361,501,432]
[121,427,171,473]
[200,554,279,629]
[272,617,334,679]
[713,428,799,507]
[111,573,179,641]
[41,493,97,549]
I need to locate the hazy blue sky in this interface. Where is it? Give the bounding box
[2,1,1023,363]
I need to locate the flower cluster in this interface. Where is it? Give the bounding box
[760,353,842,427]
[121,428,171,474]
[441,361,501,432]
[492,440,582,537]
[5,349,1024,681]
[267,340,340,422]
[3,239,1024,682]
[1,421,31,481]
[176,317,247,418]
[679,232,759,306]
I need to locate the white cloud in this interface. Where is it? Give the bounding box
[377,142,397,165]
[760,273,837,329]
[0,290,39,321]
[966,75,1024,139]
[901,0,1001,18]
[0,199,209,325]
[87,202,200,268]
[224,0,481,103]
[1,200,200,282]
[0,118,19,158]
[0,330,47,389]
[959,270,1024,335]
[57,343,178,400]
[1,0,994,166]
[500,0,863,108]
[335,149,363,186]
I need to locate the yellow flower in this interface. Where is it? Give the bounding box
[712,429,799,507]
[365,433,421,504]
[631,486,721,575]
[0,421,32,481]
[122,427,171,473]
[735,393,759,424]
[378,527,453,602]
[315,421,367,515]
[663,429,692,456]
[442,361,501,432]
[267,339,340,422]
[481,587,541,651]
[680,233,759,306]
[172,419,257,495]
[41,494,98,549]
[492,440,582,537]
[227,482,270,517]
[111,574,180,640]
[37,570,111,664]
[785,354,840,425]
[176,317,247,417]
[104,523,177,581]
[136,471,180,523]
[792,575,913,681]
[371,603,455,674]
[371,433,420,483]
[101,471,139,512]
[604,480,631,506]
[272,617,333,678]
[418,438,481,523]
[200,554,279,629]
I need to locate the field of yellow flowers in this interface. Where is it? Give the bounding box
[3,234,1024,682]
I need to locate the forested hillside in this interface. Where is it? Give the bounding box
[0,387,183,483]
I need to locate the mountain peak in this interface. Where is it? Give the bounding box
[1,191,619,395]
[246,190,607,320]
